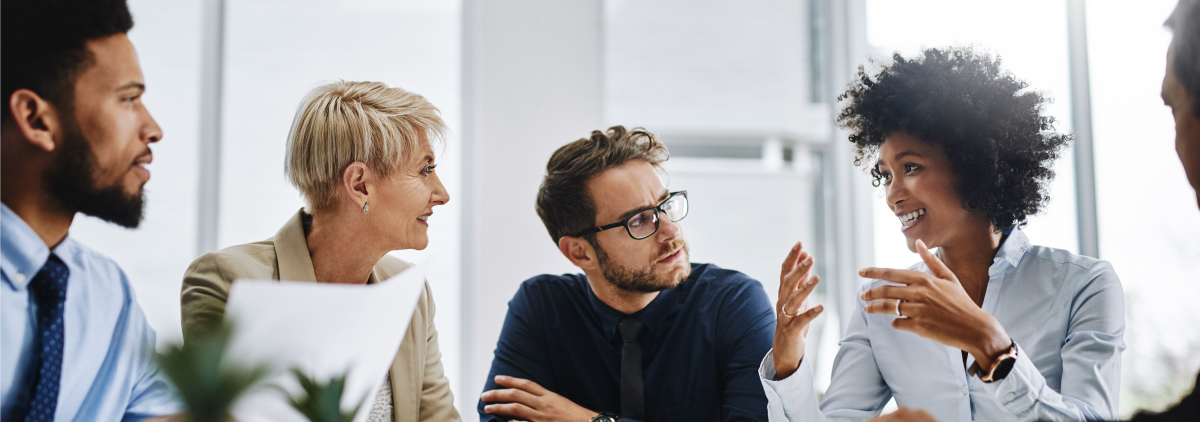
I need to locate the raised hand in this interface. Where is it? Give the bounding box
[481,375,598,422]
[772,241,824,380]
[859,239,1012,370]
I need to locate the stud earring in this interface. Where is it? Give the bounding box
[363,202,369,213]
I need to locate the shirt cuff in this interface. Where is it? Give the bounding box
[759,348,821,421]
[979,342,1044,417]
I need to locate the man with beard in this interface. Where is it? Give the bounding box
[1,0,180,420]
[478,126,775,422]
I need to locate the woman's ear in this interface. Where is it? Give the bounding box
[342,161,370,211]
[559,236,599,271]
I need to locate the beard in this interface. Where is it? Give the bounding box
[594,239,691,293]
[43,120,146,228]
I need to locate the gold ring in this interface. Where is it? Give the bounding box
[895,300,903,317]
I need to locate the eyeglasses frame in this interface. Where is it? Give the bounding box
[572,190,689,240]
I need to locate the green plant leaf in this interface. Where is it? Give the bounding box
[284,368,363,422]
[157,323,270,422]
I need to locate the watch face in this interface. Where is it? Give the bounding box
[592,414,618,422]
[993,356,1017,379]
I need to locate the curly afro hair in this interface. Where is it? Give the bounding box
[837,46,1071,230]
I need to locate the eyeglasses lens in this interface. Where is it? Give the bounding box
[628,209,659,239]
[664,195,687,222]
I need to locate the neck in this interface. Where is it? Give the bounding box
[1,170,75,249]
[584,270,660,315]
[305,211,386,285]
[935,226,1004,305]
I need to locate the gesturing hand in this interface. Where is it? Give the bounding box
[772,241,824,380]
[481,375,598,422]
[859,239,1012,369]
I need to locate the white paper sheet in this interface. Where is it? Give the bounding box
[222,263,427,422]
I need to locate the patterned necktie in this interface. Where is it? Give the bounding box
[618,316,646,421]
[23,254,69,422]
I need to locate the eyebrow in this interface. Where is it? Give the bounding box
[893,150,923,160]
[116,82,145,93]
[615,190,671,222]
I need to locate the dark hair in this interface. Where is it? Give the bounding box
[837,46,1070,230]
[536,126,670,245]
[1,0,134,116]
[1168,0,1200,118]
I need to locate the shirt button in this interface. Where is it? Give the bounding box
[14,273,25,286]
[791,388,800,396]
[1006,392,1016,401]
[961,385,969,394]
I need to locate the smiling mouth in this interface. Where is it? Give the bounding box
[899,208,925,230]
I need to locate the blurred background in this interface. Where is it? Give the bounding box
[72,0,1198,418]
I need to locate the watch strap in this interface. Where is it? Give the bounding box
[968,341,1018,382]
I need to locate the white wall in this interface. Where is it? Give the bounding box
[459,0,603,419]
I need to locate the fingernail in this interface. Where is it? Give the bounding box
[495,375,506,382]
[815,305,824,312]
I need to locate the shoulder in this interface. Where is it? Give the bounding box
[1021,244,1121,290]
[687,263,773,312]
[508,272,589,308]
[517,272,588,295]
[59,238,134,295]
[689,262,764,293]
[183,240,277,286]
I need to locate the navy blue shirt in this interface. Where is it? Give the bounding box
[479,263,775,422]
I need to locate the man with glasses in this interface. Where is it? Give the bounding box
[478,126,775,422]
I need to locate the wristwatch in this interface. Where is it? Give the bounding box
[969,341,1018,383]
[590,412,619,422]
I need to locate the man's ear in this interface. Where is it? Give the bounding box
[7,89,61,152]
[559,236,599,271]
[342,161,370,211]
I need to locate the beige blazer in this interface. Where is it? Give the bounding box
[180,209,461,422]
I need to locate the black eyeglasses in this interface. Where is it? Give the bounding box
[573,191,689,240]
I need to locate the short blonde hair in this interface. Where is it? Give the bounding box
[285,81,446,213]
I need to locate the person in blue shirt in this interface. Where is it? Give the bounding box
[477,126,776,422]
[0,0,181,420]
[763,47,1125,422]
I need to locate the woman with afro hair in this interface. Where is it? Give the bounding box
[760,47,1125,422]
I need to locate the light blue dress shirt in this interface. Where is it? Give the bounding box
[1,204,180,421]
[759,228,1125,422]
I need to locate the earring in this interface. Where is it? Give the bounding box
[363,202,369,213]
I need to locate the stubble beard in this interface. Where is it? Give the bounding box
[43,118,146,228]
[594,239,691,293]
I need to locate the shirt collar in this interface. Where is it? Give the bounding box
[1,203,51,290]
[990,226,1029,275]
[586,263,699,340]
[273,208,319,283]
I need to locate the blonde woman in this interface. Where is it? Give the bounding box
[180,81,459,422]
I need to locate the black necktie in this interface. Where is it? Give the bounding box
[619,316,646,420]
[23,254,70,422]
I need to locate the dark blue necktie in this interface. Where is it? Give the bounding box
[23,254,69,422]
[619,316,645,421]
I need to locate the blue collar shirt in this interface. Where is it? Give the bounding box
[759,228,1125,421]
[1,204,180,421]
